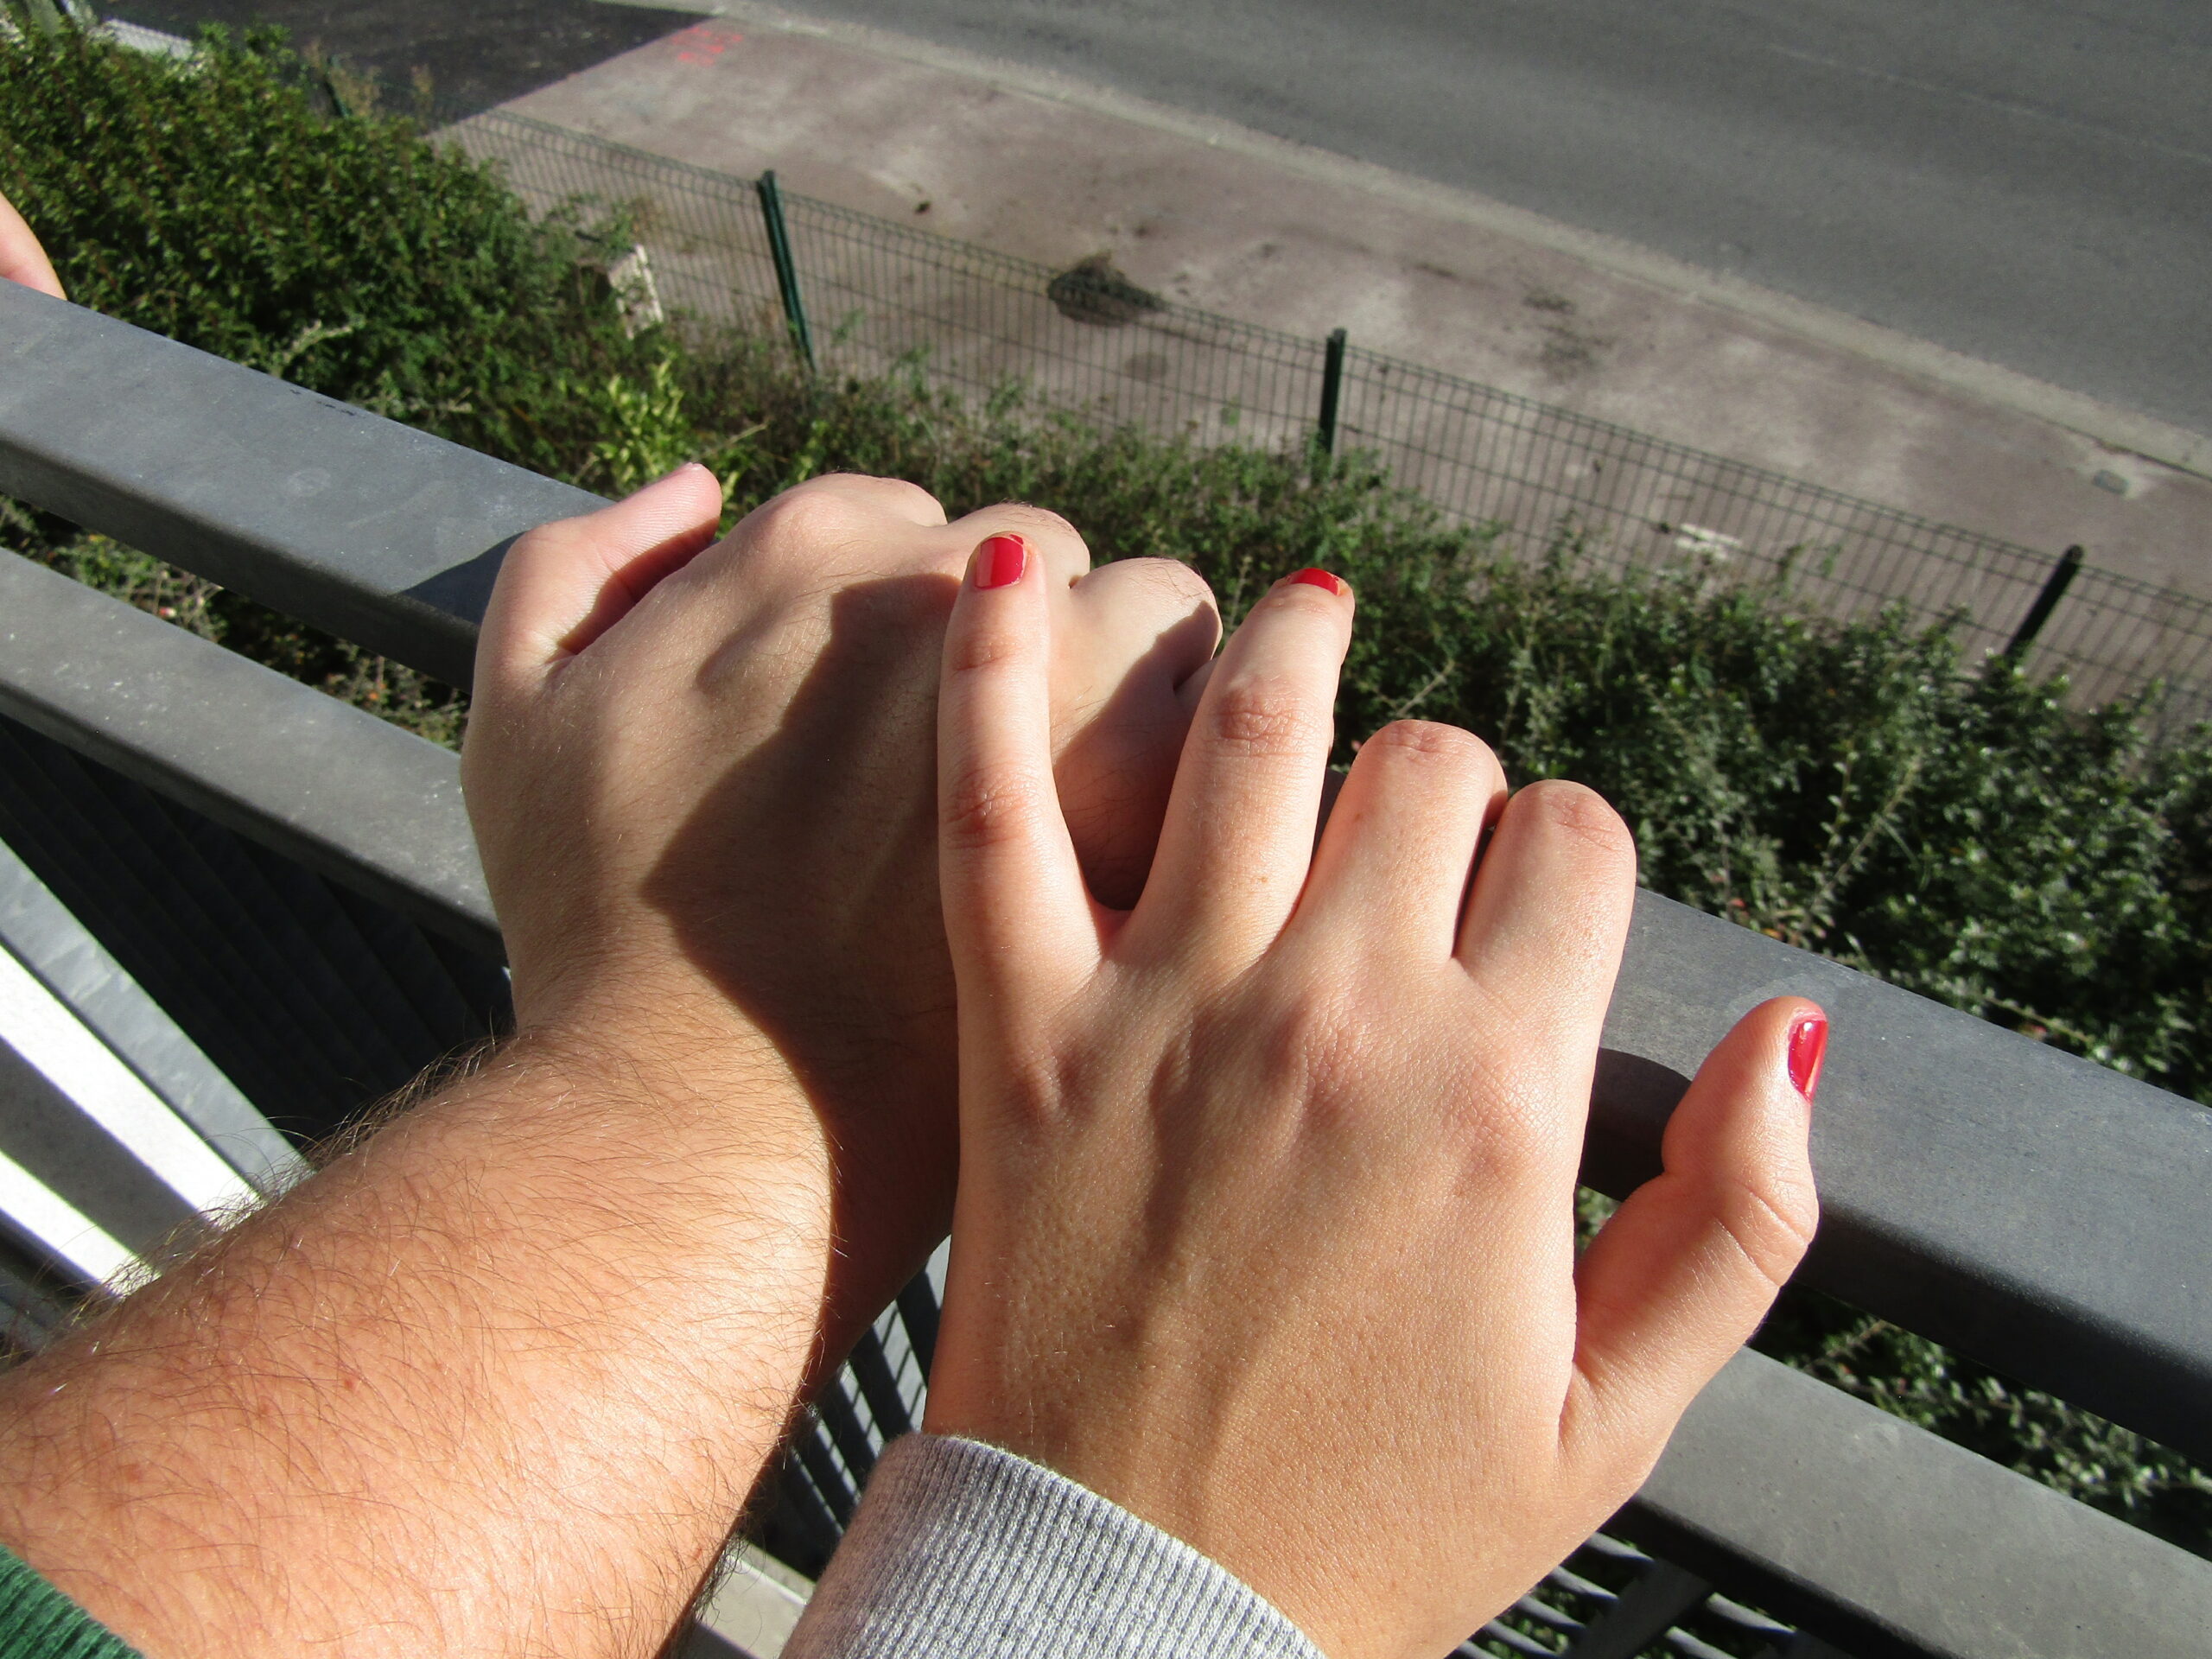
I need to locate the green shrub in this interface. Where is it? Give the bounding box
[0,13,661,733]
[8,12,2210,1554]
[0,16,656,479]
[673,351,2212,1099]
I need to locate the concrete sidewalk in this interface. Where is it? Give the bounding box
[529,0,2207,598]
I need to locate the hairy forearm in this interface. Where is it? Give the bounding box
[0,1025,834,1659]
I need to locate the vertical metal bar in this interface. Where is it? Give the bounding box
[769,1456,844,1574]
[815,1376,880,1485]
[1316,327,1348,465]
[2005,544,2085,658]
[894,1270,940,1381]
[846,1328,916,1441]
[1557,1560,1710,1659]
[756,170,817,374]
[790,1418,856,1526]
[1777,1631,1853,1658]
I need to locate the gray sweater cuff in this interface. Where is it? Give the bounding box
[781,1433,1328,1659]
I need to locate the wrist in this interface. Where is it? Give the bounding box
[513,982,957,1382]
[0,998,844,1659]
[520,992,815,1126]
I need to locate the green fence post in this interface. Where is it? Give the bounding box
[757,170,817,375]
[2005,545,2084,658]
[1315,327,1348,469]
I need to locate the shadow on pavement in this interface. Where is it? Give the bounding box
[104,0,702,120]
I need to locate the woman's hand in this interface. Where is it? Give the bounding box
[924,549,1823,1659]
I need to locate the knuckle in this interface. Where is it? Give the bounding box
[1271,996,1365,1112]
[1448,1065,1556,1182]
[743,483,863,544]
[1364,719,1491,771]
[1079,559,1221,619]
[1203,676,1328,759]
[957,503,1091,572]
[1711,1168,1821,1292]
[506,518,584,567]
[867,475,947,520]
[1519,779,1633,857]
[1100,556,1215,607]
[940,761,1049,854]
[943,620,1029,677]
[792,472,947,525]
[987,503,1084,545]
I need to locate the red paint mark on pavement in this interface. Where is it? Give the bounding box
[674,23,745,64]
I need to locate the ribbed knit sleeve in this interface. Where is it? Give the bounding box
[782,1434,1327,1659]
[0,1548,139,1659]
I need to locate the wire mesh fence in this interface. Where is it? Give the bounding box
[448,109,2212,736]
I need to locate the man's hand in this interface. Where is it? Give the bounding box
[465,466,1218,1353]
[923,557,1822,1659]
[0,467,1218,1659]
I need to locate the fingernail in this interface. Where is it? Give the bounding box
[1788,1013,1828,1102]
[975,534,1027,589]
[1286,568,1349,597]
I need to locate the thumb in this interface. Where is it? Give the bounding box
[474,463,724,703]
[1562,997,1823,1467]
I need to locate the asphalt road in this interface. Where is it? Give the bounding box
[784,0,2212,439]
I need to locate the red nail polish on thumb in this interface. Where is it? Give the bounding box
[1788,1014,1828,1102]
[975,534,1027,589]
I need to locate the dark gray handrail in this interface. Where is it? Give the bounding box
[0,286,597,692]
[1589,899,2212,1466]
[1624,1349,2212,1658]
[3,284,2209,1472]
[0,552,498,962]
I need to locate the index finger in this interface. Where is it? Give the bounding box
[938,535,1100,1017]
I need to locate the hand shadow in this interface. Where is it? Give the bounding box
[639,569,1217,1370]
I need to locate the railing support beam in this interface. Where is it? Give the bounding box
[757,170,817,375]
[1315,326,1348,467]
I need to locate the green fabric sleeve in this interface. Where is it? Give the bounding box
[0,1548,140,1659]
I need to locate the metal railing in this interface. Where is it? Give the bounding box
[445,111,2212,738]
[4,287,2212,1657]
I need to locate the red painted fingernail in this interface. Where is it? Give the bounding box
[975,534,1027,589]
[1287,568,1348,596]
[1788,1013,1828,1103]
